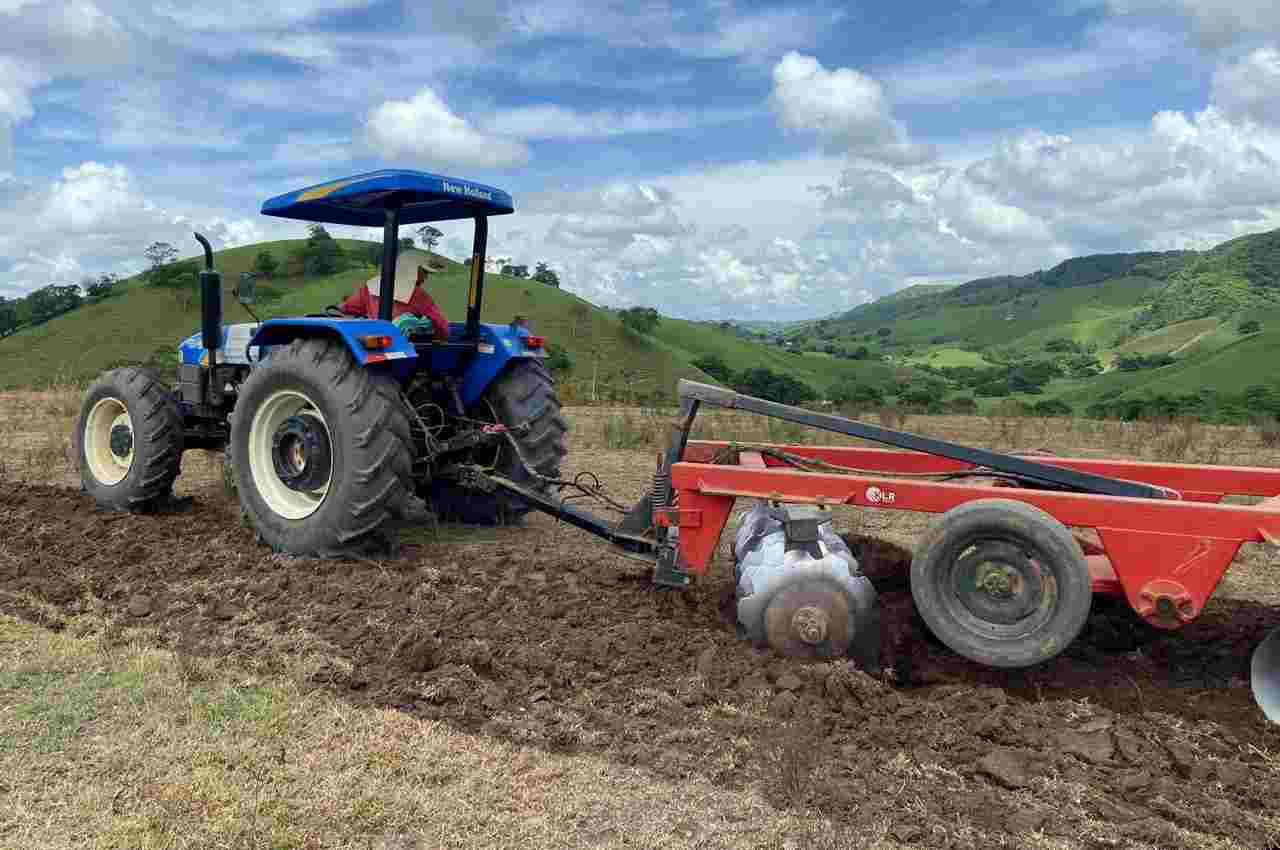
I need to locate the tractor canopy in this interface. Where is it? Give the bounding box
[260,169,514,227]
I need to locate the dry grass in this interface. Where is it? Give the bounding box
[0,612,902,850]
[566,405,1280,469]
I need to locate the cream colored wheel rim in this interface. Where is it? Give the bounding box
[83,397,133,486]
[247,389,331,520]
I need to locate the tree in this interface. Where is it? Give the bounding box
[85,273,117,298]
[619,306,660,336]
[1239,319,1262,334]
[876,327,892,338]
[416,225,443,252]
[297,224,342,277]
[732,367,816,406]
[144,242,179,282]
[0,297,17,336]
[24,283,82,323]
[827,379,884,408]
[501,264,529,278]
[399,236,415,250]
[253,251,280,279]
[692,353,732,383]
[532,261,560,288]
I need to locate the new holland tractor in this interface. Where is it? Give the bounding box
[75,169,1280,722]
[77,170,568,556]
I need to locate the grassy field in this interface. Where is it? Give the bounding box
[0,614,851,850]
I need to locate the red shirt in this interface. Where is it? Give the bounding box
[340,285,450,341]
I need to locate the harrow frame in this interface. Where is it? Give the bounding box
[484,378,1280,634]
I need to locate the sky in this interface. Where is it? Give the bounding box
[2,0,1279,321]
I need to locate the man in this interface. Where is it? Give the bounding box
[341,248,450,341]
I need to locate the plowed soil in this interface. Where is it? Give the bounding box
[3,484,1279,848]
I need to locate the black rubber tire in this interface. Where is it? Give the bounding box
[429,359,568,524]
[229,337,414,556]
[76,367,184,511]
[910,499,1091,669]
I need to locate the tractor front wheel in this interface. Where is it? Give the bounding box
[229,338,414,556]
[430,359,568,524]
[77,367,183,511]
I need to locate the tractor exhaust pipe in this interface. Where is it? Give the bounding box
[194,232,222,368]
[1252,626,1280,723]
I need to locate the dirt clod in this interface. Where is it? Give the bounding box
[1056,729,1115,764]
[976,747,1034,789]
[127,594,151,617]
[770,691,798,718]
[774,672,803,692]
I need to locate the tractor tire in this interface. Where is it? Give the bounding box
[229,337,414,556]
[430,359,568,524]
[910,499,1091,669]
[76,367,184,511]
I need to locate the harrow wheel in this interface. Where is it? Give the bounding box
[911,499,1091,669]
[229,338,414,556]
[76,367,183,511]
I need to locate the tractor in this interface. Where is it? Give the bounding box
[77,170,567,556]
[75,169,1280,723]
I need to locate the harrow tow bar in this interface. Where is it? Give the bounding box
[677,380,1173,500]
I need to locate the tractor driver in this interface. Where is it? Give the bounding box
[340,248,450,341]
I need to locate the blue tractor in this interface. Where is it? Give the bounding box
[76,170,570,555]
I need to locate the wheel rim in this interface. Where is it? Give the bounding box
[83,397,134,485]
[248,389,332,520]
[943,537,1058,639]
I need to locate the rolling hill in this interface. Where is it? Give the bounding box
[0,239,915,402]
[780,227,1280,416]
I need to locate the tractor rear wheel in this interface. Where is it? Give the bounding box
[229,338,414,556]
[430,359,568,524]
[76,367,183,511]
[910,499,1092,668]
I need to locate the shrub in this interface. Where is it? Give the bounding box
[1255,415,1280,449]
[1031,399,1073,417]
[691,353,732,383]
[544,343,573,374]
[828,379,884,408]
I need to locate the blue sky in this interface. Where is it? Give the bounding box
[2,0,1279,319]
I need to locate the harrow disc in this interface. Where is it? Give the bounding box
[762,579,855,660]
[1252,626,1280,724]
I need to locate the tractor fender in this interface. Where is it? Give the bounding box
[457,322,546,407]
[248,317,418,380]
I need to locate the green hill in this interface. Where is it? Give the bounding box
[0,239,909,403]
[780,228,1280,418]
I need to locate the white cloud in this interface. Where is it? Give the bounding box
[147,0,368,33]
[366,88,530,168]
[771,52,933,165]
[482,104,754,140]
[1212,46,1280,126]
[0,0,128,126]
[0,162,264,295]
[1107,0,1280,47]
[884,25,1179,105]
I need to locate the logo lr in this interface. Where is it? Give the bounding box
[865,486,897,505]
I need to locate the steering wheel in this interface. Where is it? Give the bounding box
[324,305,345,318]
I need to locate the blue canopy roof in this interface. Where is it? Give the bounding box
[260,169,514,227]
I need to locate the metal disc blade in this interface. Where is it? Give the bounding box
[1251,626,1280,724]
[762,579,853,660]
